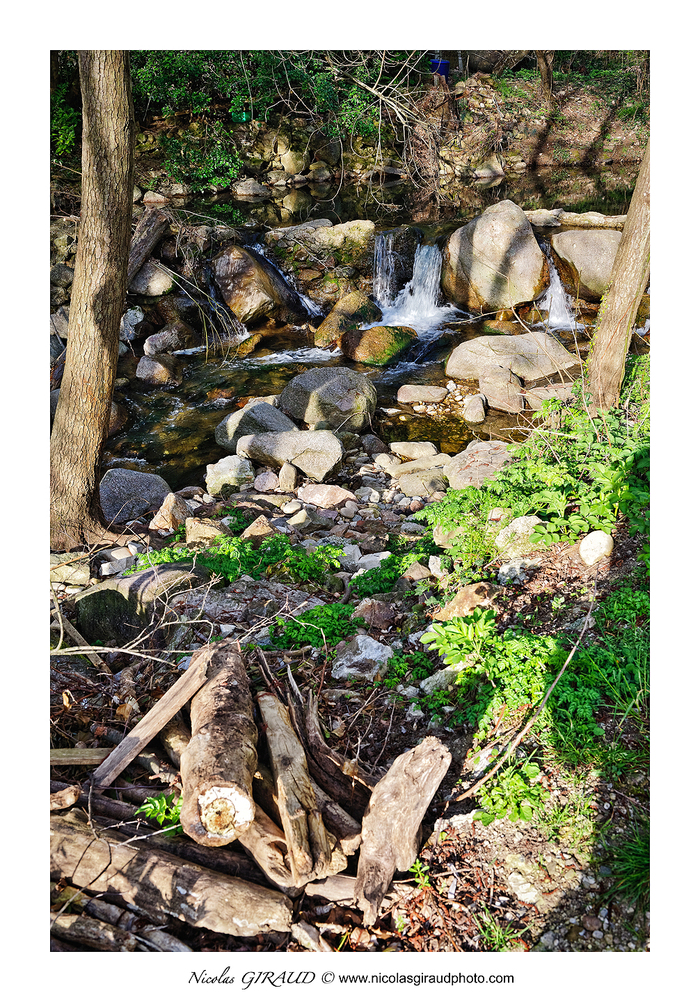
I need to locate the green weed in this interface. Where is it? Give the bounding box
[135,792,183,835]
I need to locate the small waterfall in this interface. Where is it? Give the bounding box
[370,237,462,335]
[373,229,401,309]
[536,243,583,332]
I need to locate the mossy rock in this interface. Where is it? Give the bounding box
[74,563,210,646]
[340,324,416,366]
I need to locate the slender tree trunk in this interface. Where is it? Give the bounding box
[535,50,555,107]
[50,51,134,551]
[587,140,650,412]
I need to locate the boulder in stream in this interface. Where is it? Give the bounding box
[340,324,416,366]
[313,290,382,349]
[99,468,173,524]
[278,366,377,434]
[445,330,581,386]
[214,401,298,454]
[236,429,344,483]
[212,244,306,324]
[550,229,623,301]
[441,200,549,312]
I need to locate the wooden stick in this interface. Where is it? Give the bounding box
[237,804,302,898]
[89,643,218,792]
[300,691,374,820]
[179,644,258,846]
[127,206,170,285]
[51,615,113,675]
[51,748,112,766]
[51,810,293,937]
[257,692,333,884]
[353,736,451,926]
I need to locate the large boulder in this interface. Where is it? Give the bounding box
[441,200,549,312]
[75,564,209,644]
[445,330,581,387]
[214,401,298,454]
[443,440,513,489]
[550,229,623,301]
[341,325,416,366]
[278,367,377,434]
[313,290,382,349]
[99,468,172,523]
[237,429,344,483]
[212,244,306,324]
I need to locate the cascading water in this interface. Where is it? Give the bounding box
[535,243,584,333]
[369,234,463,337]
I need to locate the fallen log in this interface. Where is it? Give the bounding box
[180,644,258,847]
[158,711,191,767]
[254,763,361,857]
[51,810,293,937]
[257,692,334,884]
[237,804,301,898]
[89,642,222,793]
[300,691,374,820]
[51,882,192,952]
[50,781,268,886]
[353,736,452,926]
[127,206,171,286]
[50,911,139,952]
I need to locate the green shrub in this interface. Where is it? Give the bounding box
[51,81,81,156]
[270,603,365,649]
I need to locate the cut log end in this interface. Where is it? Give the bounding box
[198,786,255,839]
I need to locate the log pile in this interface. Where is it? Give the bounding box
[50,639,451,951]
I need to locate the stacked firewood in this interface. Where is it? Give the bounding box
[50,640,451,950]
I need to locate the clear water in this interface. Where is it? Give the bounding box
[534,243,586,334]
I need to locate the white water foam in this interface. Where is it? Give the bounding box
[367,240,463,335]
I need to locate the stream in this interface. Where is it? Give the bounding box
[103,200,608,491]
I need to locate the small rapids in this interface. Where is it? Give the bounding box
[535,243,586,334]
[370,236,464,336]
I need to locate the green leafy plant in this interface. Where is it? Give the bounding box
[160,122,243,190]
[51,81,81,156]
[379,650,434,690]
[473,909,528,951]
[475,759,548,825]
[135,792,183,835]
[421,608,497,666]
[409,859,431,888]
[270,603,365,650]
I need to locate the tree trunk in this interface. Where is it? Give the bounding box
[535,50,555,106]
[50,51,134,550]
[587,140,650,412]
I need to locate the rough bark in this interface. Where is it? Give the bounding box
[257,692,334,883]
[158,711,191,767]
[179,644,258,847]
[50,911,139,952]
[586,140,651,412]
[50,50,134,551]
[237,804,302,898]
[51,810,293,936]
[354,736,451,926]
